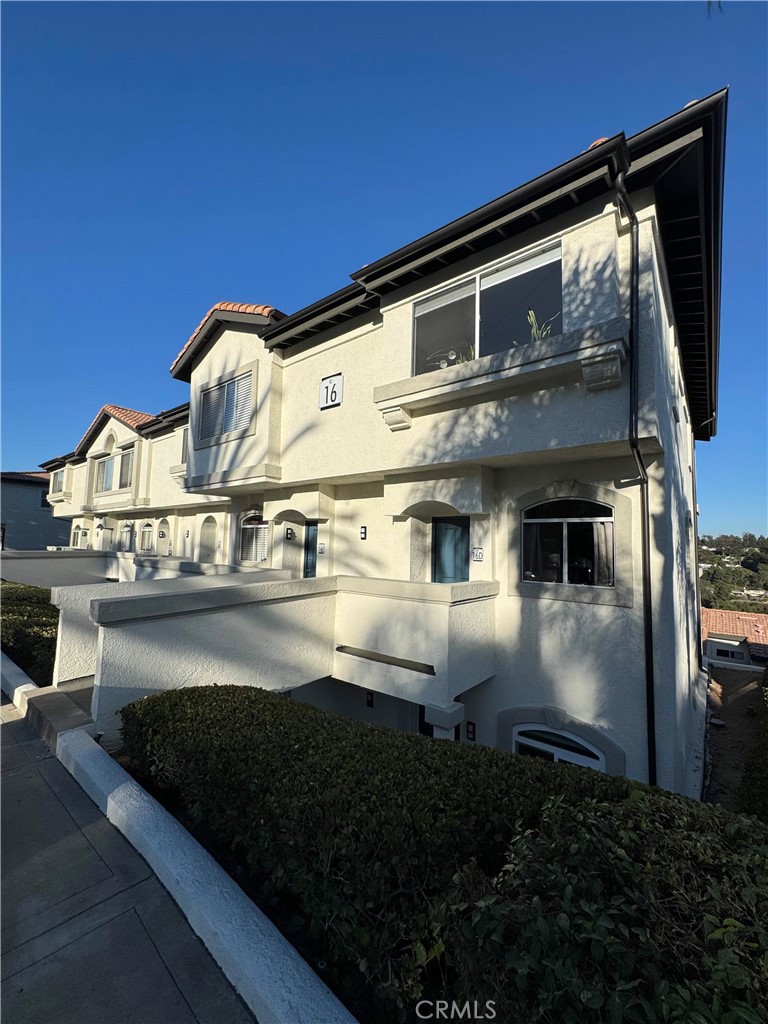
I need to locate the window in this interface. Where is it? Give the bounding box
[50,469,64,494]
[41,490,48,508]
[512,725,606,771]
[413,248,562,375]
[121,524,134,552]
[95,456,115,493]
[240,514,269,562]
[140,524,153,553]
[714,647,746,662]
[181,427,189,464]
[199,372,252,440]
[119,449,134,489]
[72,527,80,547]
[522,500,614,587]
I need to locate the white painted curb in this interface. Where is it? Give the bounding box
[2,652,356,1023]
[56,728,357,1024]
[1,650,40,708]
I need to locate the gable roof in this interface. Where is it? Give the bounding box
[171,302,285,382]
[74,404,156,455]
[702,607,768,662]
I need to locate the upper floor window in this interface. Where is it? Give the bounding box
[200,372,252,441]
[50,469,64,494]
[413,248,562,375]
[95,456,115,493]
[96,449,133,493]
[119,448,134,489]
[40,490,48,508]
[240,514,269,562]
[522,499,614,588]
[180,427,189,464]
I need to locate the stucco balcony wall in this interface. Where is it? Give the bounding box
[52,570,291,694]
[332,578,498,707]
[85,575,498,745]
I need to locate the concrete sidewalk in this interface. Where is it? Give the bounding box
[1,696,256,1024]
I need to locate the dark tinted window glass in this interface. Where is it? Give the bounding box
[518,729,599,759]
[479,260,562,357]
[414,294,475,375]
[522,522,563,583]
[524,500,612,520]
[516,742,555,761]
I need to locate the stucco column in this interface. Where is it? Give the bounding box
[424,700,464,740]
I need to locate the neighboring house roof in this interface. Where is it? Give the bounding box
[171,302,285,382]
[1,471,50,483]
[702,607,768,662]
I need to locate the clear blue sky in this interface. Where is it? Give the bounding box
[2,1,766,535]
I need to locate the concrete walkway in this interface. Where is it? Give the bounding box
[1,696,257,1024]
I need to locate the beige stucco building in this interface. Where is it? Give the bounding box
[41,402,231,578]
[37,91,726,796]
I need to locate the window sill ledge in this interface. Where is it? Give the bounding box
[373,316,627,431]
[48,492,71,504]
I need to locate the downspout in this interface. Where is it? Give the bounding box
[614,171,658,787]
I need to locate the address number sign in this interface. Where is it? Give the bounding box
[319,373,344,410]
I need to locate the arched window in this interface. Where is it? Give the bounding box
[121,523,134,552]
[72,527,80,547]
[512,725,606,771]
[139,523,154,553]
[240,514,269,563]
[522,499,614,587]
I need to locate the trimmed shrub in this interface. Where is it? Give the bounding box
[120,685,768,1022]
[736,666,768,823]
[0,581,58,685]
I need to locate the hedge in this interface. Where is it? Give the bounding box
[120,685,768,1023]
[736,665,768,823]
[0,581,58,685]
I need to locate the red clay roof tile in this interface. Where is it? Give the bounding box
[701,607,768,660]
[171,302,282,375]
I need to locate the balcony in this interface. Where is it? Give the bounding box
[333,576,498,707]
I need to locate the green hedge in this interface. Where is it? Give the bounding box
[0,581,58,685]
[736,666,768,823]
[120,685,768,1023]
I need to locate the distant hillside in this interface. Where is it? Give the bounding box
[699,533,768,612]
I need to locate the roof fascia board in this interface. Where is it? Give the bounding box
[263,285,371,350]
[172,312,275,382]
[351,137,627,291]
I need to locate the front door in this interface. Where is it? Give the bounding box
[432,517,470,583]
[200,517,218,563]
[303,521,319,578]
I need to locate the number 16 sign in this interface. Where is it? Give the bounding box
[319,373,344,410]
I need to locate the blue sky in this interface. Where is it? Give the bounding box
[2,1,766,535]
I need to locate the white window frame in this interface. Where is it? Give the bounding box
[412,245,562,375]
[239,514,270,563]
[139,523,154,553]
[95,455,116,494]
[121,523,134,552]
[512,724,606,771]
[50,469,65,494]
[522,500,615,589]
[118,448,134,490]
